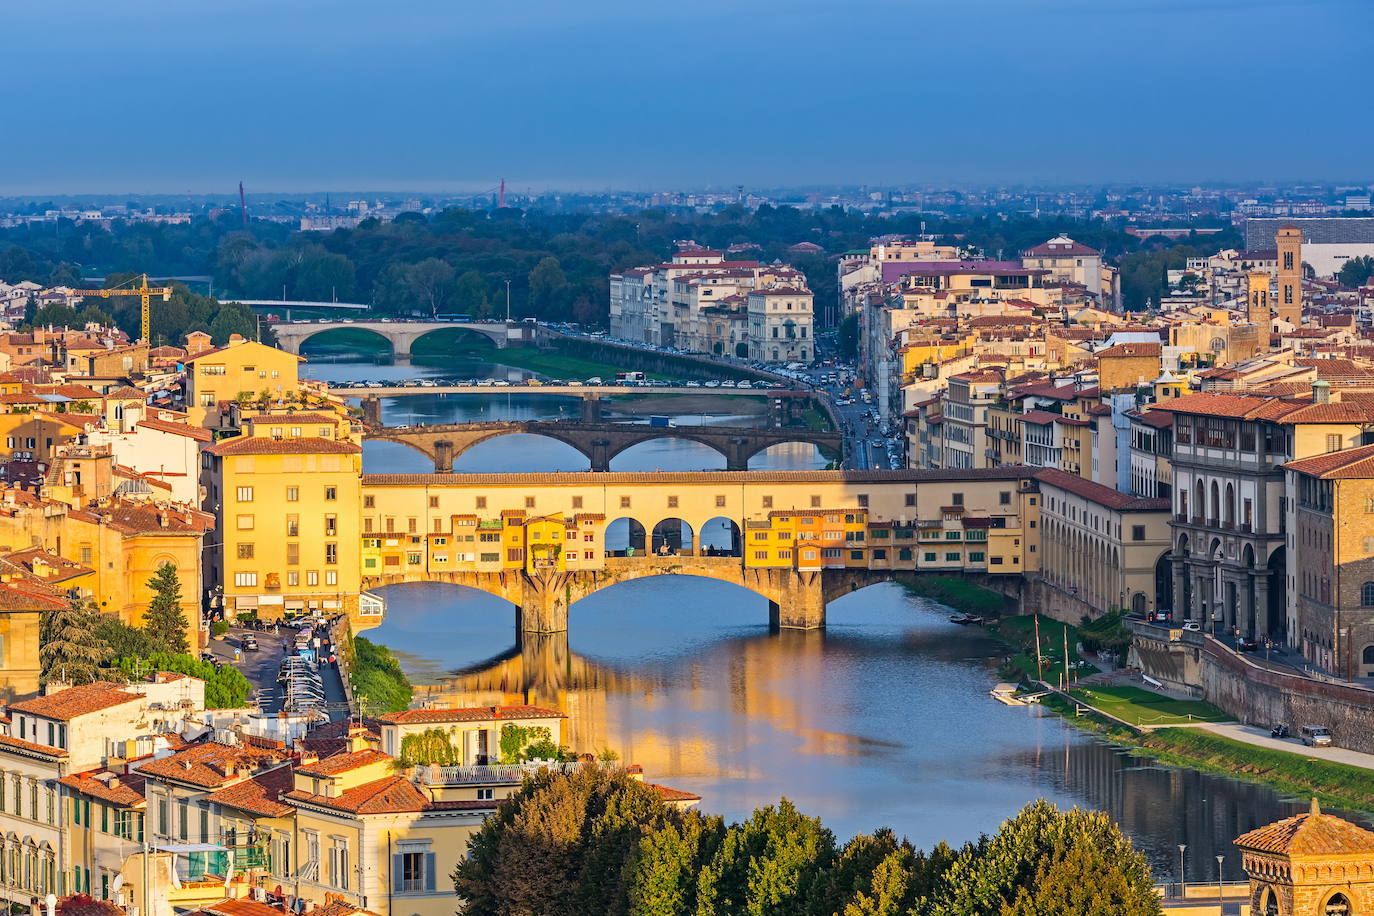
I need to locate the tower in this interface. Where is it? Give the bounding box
[1276,225,1303,325]
[1246,271,1270,327]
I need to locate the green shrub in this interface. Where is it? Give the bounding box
[114,653,251,708]
[351,636,413,714]
[210,620,230,638]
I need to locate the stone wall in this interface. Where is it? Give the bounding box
[1128,621,1374,753]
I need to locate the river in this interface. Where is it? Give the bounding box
[306,348,1329,883]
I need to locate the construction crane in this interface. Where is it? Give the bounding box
[76,273,172,343]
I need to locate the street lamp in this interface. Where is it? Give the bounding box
[1177,844,1187,897]
[1215,854,1225,903]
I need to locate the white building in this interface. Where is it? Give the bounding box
[747,288,813,363]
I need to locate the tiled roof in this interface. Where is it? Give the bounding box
[0,733,68,757]
[137,741,290,788]
[1096,342,1161,359]
[59,770,146,807]
[1235,799,1374,856]
[361,468,1042,487]
[296,749,390,777]
[1019,409,1061,425]
[287,775,494,815]
[194,898,289,916]
[378,705,564,725]
[207,436,361,456]
[1035,468,1171,512]
[203,765,295,817]
[1284,443,1374,479]
[647,783,701,803]
[9,682,140,720]
[137,418,213,441]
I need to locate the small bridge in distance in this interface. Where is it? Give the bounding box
[364,419,843,472]
[271,319,540,357]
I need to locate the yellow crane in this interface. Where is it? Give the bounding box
[77,274,172,343]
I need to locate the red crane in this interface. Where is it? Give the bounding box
[498,178,506,208]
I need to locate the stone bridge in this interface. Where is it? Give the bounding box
[271,320,539,358]
[364,420,844,471]
[362,556,890,633]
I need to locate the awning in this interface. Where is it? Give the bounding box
[234,597,258,610]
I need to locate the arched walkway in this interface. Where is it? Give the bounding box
[698,516,742,556]
[651,518,694,555]
[605,518,647,556]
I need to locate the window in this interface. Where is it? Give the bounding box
[952,492,964,505]
[476,496,487,509]
[572,496,584,509]
[237,543,254,559]
[904,493,915,507]
[287,571,299,587]
[812,495,823,508]
[762,496,773,508]
[236,487,254,502]
[1132,525,1146,541]
[325,543,338,565]
[394,850,435,894]
[525,496,536,509]
[324,486,337,501]
[307,571,319,586]
[364,495,375,509]
[286,515,300,537]
[428,496,439,508]
[286,487,299,502]
[286,543,300,565]
[969,551,985,562]
[999,491,1011,505]
[234,572,257,587]
[1362,582,1374,607]
[946,552,960,561]
[857,494,869,508]
[620,496,631,508]
[667,495,678,508]
[325,515,338,536]
[476,788,494,800]
[236,515,255,530]
[753,551,768,560]
[850,550,863,560]
[407,517,417,533]
[716,495,726,507]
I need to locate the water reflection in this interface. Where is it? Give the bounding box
[368,577,1346,877]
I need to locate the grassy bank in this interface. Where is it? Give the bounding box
[416,339,683,381]
[1067,685,1228,726]
[351,636,414,715]
[986,613,1099,684]
[899,574,1006,617]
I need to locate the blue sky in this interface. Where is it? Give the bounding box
[3,0,1371,194]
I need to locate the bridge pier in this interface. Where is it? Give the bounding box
[766,570,826,630]
[433,440,455,473]
[580,394,603,423]
[361,396,382,427]
[725,438,752,472]
[588,438,612,472]
[515,571,573,634]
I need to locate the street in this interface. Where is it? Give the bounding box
[207,624,351,720]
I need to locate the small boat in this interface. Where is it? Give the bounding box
[950,614,984,625]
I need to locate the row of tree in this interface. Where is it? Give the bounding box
[453,766,1160,916]
[1,205,1251,329]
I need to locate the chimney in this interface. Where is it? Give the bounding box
[228,333,246,345]
[1313,380,1331,405]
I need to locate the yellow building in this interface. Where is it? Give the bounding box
[1095,341,1162,393]
[377,706,565,763]
[204,433,364,621]
[184,336,306,428]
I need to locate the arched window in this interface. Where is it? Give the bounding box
[1363,645,1374,665]
[1323,892,1351,916]
[1362,582,1374,607]
[1260,886,1279,916]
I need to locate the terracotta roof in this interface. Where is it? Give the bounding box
[287,775,495,815]
[648,783,702,803]
[207,436,361,457]
[1096,342,1161,359]
[9,682,140,720]
[378,705,564,725]
[0,733,68,757]
[1284,443,1374,479]
[136,741,290,788]
[1019,409,1061,425]
[137,418,213,441]
[193,898,288,916]
[59,770,146,807]
[247,413,342,425]
[1035,468,1171,512]
[296,749,390,777]
[203,765,295,817]
[1149,393,1275,419]
[1235,798,1374,856]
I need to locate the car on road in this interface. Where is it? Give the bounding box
[1181,621,1201,632]
[1300,725,1333,747]
[1237,637,1260,652]
[242,635,259,651]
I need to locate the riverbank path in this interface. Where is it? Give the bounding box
[1198,723,1374,772]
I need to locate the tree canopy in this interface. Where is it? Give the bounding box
[40,595,113,686]
[142,563,188,656]
[452,769,1161,916]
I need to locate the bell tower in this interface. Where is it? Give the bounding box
[1247,271,1270,327]
[1276,226,1303,325]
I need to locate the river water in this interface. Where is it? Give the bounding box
[306,349,1330,883]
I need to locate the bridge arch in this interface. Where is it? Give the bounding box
[295,324,398,358]
[276,321,509,358]
[698,516,742,556]
[650,518,694,555]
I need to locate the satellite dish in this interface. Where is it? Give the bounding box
[113,875,125,891]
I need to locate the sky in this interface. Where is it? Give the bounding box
[3,0,1372,194]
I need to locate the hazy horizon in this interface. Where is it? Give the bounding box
[5,0,1371,195]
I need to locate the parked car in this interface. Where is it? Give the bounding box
[242,635,259,651]
[1181,621,1201,632]
[1300,725,1333,747]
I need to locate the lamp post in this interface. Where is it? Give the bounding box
[1215,854,1225,903]
[1177,844,1187,897]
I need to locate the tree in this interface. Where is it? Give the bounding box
[143,563,188,655]
[209,304,256,344]
[33,302,78,328]
[47,261,81,288]
[453,270,490,316]
[1337,255,1374,289]
[925,801,1160,916]
[76,305,115,328]
[625,812,725,916]
[40,595,112,686]
[407,258,455,317]
[528,256,569,318]
[695,798,836,916]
